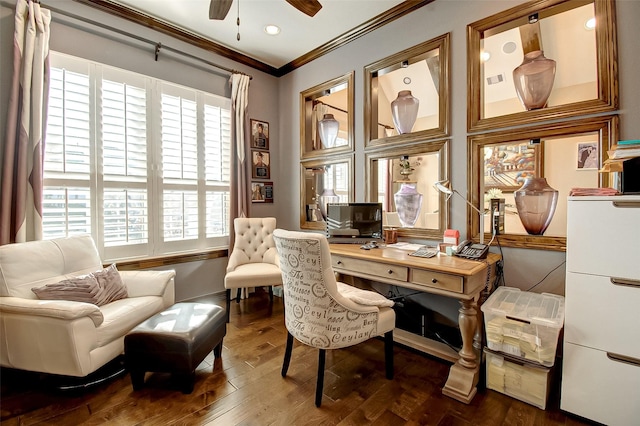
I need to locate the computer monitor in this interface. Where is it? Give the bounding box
[326,203,383,244]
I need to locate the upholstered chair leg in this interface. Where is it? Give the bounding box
[268,285,273,301]
[213,341,223,358]
[315,349,326,407]
[282,332,294,377]
[225,289,231,323]
[384,331,394,380]
[236,288,242,303]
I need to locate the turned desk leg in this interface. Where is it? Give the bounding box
[442,298,479,404]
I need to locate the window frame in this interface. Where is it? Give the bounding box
[43,52,231,262]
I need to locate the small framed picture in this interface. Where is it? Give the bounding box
[251,150,270,179]
[577,142,598,170]
[483,141,543,192]
[251,181,273,203]
[250,119,269,150]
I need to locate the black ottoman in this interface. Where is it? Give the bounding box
[124,302,226,394]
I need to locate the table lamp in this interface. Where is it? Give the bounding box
[434,180,485,244]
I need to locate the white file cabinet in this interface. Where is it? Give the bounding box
[561,196,640,426]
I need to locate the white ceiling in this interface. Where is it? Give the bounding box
[105,0,406,69]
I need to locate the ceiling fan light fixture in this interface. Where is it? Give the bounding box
[264,25,281,35]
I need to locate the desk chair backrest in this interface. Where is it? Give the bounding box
[272,229,382,350]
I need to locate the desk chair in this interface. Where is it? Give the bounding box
[224,217,282,322]
[272,229,395,407]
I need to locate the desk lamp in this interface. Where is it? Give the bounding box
[434,180,485,244]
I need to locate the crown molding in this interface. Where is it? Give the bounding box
[73,0,433,77]
[276,0,434,76]
[73,0,278,75]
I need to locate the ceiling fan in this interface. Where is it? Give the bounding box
[209,0,323,20]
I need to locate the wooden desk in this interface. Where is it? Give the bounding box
[329,244,501,404]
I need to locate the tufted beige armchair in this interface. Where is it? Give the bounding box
[273,228,395,407]
[224,217,282,322]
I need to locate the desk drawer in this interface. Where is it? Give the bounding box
[411,269,463,293]
[332,255,408,282]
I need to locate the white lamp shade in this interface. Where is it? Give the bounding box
[318,114,339,149]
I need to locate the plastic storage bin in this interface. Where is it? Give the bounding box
[481,286,565,367]
[485,348,553,410]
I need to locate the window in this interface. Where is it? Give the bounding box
[43,52,231,260]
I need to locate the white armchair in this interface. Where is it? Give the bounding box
[0,235,175,377]
[224,217,282,322]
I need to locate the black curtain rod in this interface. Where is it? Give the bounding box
[1,0,252,80]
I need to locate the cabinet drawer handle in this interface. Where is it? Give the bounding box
[432,278,437,284]
[336,261,342,265]
[610,277,640,288]
[388,270,394,275]
[612,201,640,209]
[607,352,640,367]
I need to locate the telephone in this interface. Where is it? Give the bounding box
[454,240,489,260]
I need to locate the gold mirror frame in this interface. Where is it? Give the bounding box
[300,72,354,159]
[467,0,618,132]
[468,115,618,251]
[365,139,450,240]
[364,33,450,148]
[300,155,354,230]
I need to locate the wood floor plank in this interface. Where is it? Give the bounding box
[0,290,595,426]
[338,380,407,424]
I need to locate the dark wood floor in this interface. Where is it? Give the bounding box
[1,289,595,425]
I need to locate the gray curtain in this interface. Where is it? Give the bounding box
[229,73,251,248]
[0,0,51,245]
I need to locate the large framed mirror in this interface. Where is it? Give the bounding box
[364,33,450,148]
[467,0,617,132]
[365,140,450,240]
[300,72,354,159]
[301,155,354,230]
[468,115,618,250]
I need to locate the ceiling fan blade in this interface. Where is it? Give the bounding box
[285,0,322,17]
[209,0,233,20]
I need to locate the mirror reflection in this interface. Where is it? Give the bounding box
[469,115,617,250]
[375,51,440,138]
[481,135,604,237]
[365,33,450,147]
[482,3,596,118]
[300,72,354,158]
[366,140,449,239]
[468,0,617,131]
[301,157,353,230]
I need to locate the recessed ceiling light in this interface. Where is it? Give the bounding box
[480,51,491,62]
[403,77,412,85]
[585,18,596,30]
[264,25,280,35]
[502,41,517,54]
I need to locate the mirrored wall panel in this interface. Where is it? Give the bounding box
[301,156,354,230]
[467,0,617,131]
[365,33,450,148]
[469,115,618,250]
[366,140,449,240]
[300,72,354,159]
